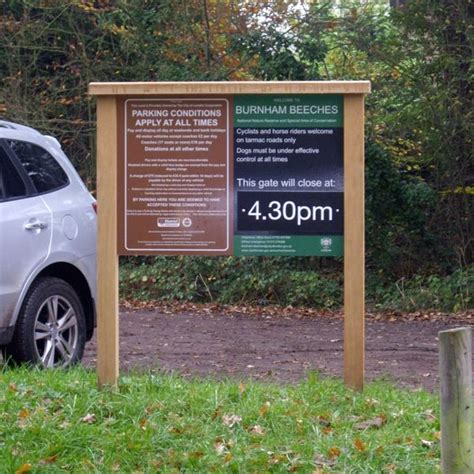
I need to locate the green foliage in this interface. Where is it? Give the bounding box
[365,142,442,276]
[120,256,342,308]
[234,3,330,81]
[369,266,473,313]
[282,271,341,308]
[389,0,473,266]
[0,0,471,291]
[0,1,306,183]
[0,366,444,472]
[314,0,473,268]
[121,257,472,312]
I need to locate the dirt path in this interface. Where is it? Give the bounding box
[83,311,473,391]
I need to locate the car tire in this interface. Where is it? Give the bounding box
[4,277,86,368]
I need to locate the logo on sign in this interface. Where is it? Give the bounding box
[320,237,332,252]
[157,218,180,228]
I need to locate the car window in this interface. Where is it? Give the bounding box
[7,140,69,194]
[0,146,27,200]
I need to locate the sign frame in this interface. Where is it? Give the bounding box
[89,81,370,391]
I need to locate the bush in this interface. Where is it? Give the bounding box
[120,256,342,308]
[365,142,444,277]
[368,266,473,312]
[120,256,472,312]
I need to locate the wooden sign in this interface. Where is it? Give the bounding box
[89,81,370,390]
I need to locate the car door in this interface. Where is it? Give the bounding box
[28,141,96,262]
[0,141,53,325]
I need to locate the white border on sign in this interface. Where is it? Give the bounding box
[124,98,230,252]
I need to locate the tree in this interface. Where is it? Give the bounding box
[302,0,473,271]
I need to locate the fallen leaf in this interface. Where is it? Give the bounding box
[211,406,222,420]
[270,454,286,465]
[188,451,204,460]
[424,409,436,423]
[354,438,366,452]
[81,413,96,424]
[328,447,341,459]
[365,398,380,407]
[145,402,164,414]
[421,439,434,448]
[214,441,226,455]
[18,408,30,419]
[222,414,242,427]
[11,447,21,457]
[355,416,385,430]
[250,424,265,436]
[289,462,302,472]
[39,455,58,465]
[317,415,331,427]
[259,401,271,417]
[15,464,32,474]
[119,299,472,322]
[238,382,246,395]
[168,426,184,434]
[224,453,233,463]
[314,453,336,468]
[82,458,96,470]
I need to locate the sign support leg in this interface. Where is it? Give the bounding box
[343,94,365,391]
[96,96,119,388]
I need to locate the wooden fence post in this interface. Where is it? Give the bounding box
[439,327,473,473]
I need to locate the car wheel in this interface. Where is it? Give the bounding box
[4,277,86,368]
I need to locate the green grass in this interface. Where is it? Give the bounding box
[0,366,442,473]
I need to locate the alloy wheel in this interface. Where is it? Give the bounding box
[33,295,79,367]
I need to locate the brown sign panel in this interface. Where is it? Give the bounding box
[117,97,232,255]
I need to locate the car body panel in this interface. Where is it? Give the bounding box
[0,195,53,326]
[0,121,96,346]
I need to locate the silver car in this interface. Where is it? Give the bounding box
[0,121,96,367]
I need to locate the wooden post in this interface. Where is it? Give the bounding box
[96,96,119,388]
[343,94,365,391]
[439,327,473,474]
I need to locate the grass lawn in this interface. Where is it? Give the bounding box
[0,366,441,473]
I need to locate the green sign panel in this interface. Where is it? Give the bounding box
[234,94,343,128]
